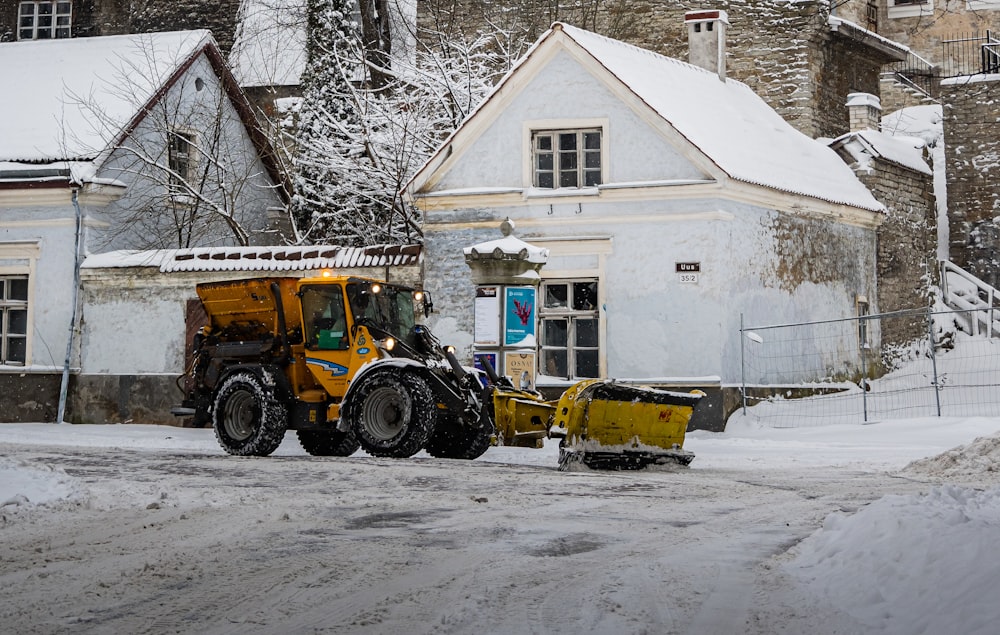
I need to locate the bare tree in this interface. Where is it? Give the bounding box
[67,34,289,250]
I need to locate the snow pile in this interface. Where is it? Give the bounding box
[904,432,1000,480]
[0,458,79,513]
[787,485,1000,635]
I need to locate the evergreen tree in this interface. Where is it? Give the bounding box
[293,0,385,246]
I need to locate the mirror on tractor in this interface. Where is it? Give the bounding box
[415,290,433,317]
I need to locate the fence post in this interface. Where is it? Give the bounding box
[740,313,747,416]
[861,327,869,423]
[928,309,942,417]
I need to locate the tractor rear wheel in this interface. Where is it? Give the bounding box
[345,368,436,458]
[212,370,288,456]
[425,413,494,460]
[296,429,360,456]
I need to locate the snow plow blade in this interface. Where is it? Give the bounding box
[488,376,702,470]
[550,380,702,471]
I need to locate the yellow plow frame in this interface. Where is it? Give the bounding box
[489,379,703,470]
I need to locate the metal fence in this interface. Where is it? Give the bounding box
[940,31,1000,77]
[737,307,1000,427]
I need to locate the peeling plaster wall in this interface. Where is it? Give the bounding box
[422,196,877,386]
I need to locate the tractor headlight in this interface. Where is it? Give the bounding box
[378,337,396,352]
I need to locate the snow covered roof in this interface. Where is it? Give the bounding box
[830,129,932,176]
[81,245,422,273]
[0,31,214,163]
[553,24,884,212]
[408,23,884,213]
[230,0,307,87]
[827,16,908,62]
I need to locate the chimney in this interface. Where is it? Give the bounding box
[846,92,882,132]
[685,10,729,81]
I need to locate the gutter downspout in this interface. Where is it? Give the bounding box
[57,188,84,423]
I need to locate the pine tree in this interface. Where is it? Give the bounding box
[293,0,384,246]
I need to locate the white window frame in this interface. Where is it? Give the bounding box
[0,275,29,366]
[538,279,601,380]
[966,0,1000,10]
[17,1,72,40]
[887,0,933,19]
[523,119,608,192]
[167,127,199,202]
[0,243,37,367]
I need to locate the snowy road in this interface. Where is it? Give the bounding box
[0,433,948,635]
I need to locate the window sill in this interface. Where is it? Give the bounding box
[888,3,933,18]
[524,187,601,199]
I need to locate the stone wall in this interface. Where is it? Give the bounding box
[856,156,936,348]
[0,0,242,52]
[942,76,1000,287]
[0,373,61,423]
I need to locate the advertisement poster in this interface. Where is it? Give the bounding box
[504,352,536,391]
[473,352,499,383]
[474,287,500,346]
[504,287,536,346]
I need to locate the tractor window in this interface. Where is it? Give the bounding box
[347,282,417,345]
[301,285,348,350]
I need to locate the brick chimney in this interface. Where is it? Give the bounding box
[685,10,729,81]
[846,92,882,132]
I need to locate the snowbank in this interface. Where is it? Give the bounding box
[0,458,79,512]
[787,484,1000,635]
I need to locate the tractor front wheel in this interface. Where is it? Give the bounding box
[212,370,288,456]
[345,368,436,458]
[425,413,494,460]
[296,429,360,456]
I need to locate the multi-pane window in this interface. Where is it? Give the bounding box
[539,279,599,379]
[857,297,870,350]
[168,129,197,190]
[1,276,29,366]
[18,2,72,40]
[533,129,602,189]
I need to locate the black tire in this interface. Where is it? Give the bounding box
[212,370,288,456]
[425,413,494,460]
[344,368,437,458]
[296,429,360,456]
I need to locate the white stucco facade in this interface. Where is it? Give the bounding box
[407,24,882,395]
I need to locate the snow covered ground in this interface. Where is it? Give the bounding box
[2,411,1000,634]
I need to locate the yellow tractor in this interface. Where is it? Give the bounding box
[173,274,702,469]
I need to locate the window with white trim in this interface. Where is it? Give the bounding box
[18,1,72,40]
[168,128,197,192]
[532,129,602,189]
[539,279,599,379]
[887,0,933,19]
[1,276,29,365]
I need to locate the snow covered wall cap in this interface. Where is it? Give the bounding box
[81,245,422,273]
[463,219,549,264]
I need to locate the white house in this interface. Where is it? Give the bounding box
[0,30,288,421]
[404,19,887,427]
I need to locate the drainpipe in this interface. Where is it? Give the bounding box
[57,188,84,423]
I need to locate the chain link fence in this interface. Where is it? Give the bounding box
[737,308,1000,427]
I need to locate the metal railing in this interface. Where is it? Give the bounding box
[940,260,1000,338]
[940,30,1000,77]
[884,49,938,100]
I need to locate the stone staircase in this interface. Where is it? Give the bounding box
[940,260,1000,338]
